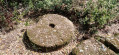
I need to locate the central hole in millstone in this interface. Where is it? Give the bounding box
[49,23,55,28]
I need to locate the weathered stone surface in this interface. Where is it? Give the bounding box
[71,38,116,55]
[95,34,119,52]
[26,14,76,48]
[105,35,119,50]
[96,24,119,51]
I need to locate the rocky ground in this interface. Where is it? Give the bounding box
[0,0,119,54]
[0,17,78,55]
[0,14,119,55]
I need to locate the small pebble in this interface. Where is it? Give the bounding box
[79,49,84,52]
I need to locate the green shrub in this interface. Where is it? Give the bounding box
[33,0,72,11]
[0,0,20,28]
[0,0,118,32]
[0,0,73,28]
[80,0,118,30]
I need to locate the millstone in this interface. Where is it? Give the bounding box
[26,14,76,49]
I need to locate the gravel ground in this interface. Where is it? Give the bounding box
[0,16,119,55]
[0,19,79,55]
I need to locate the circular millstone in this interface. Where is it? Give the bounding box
[26,14,76,51]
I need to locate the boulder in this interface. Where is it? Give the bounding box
[70,38,116,55]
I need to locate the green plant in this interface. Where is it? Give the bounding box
[24,20,29,26]
[30,0,72,11]
[0,0,118,32]
[80,0,118,30]
[0,0,20,28]
[0,6,13,28]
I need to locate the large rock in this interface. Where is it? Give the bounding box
[26,14,76,52]
[70,38,116,55]
[95,24,119,53]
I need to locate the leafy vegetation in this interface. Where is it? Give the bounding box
[0,0,118,33]
[0,0,72,28]
[83,0,117,28]
[0,0,20,28]
[80,0,118,31]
